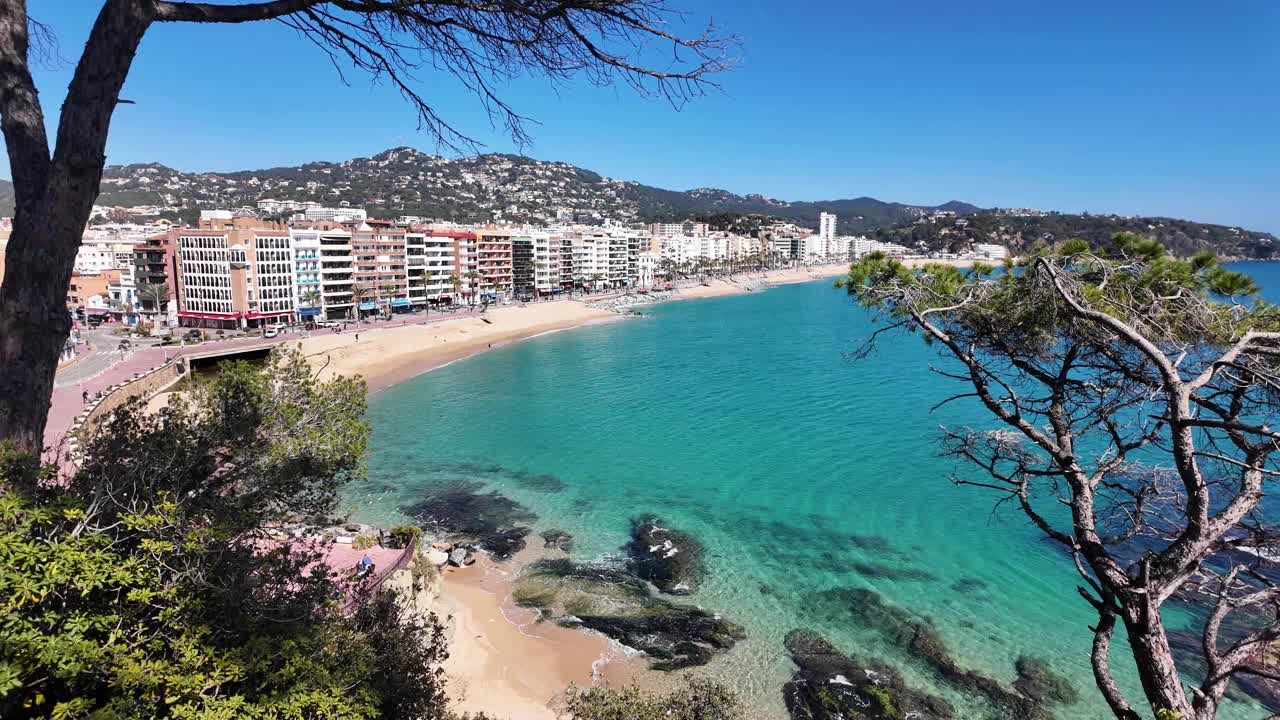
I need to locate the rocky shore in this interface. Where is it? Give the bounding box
[512,558,745,671]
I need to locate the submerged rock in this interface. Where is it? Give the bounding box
[541,528,574,552]
[849,560,938,582]
[811,587,1057,719]
[1013,655,1079,707]
[950,577,990,594]
[625,514,706,595]
[511,558,744,670]
[402,481,536,560]
[782,628,954,720]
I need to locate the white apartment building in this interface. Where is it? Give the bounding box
[74,242,124,274]
[290,229,324,321]
[512,232,562,297]
[405,231,428,307]
[851,237,911,259]
[648,222,708,238]
[974,243,1010,260]
[771,236,798,260]
[422,233,458,303]
[317,228,355,320]
[302,205,367,223]
[819,212,837,243]
[569,235,609,289]
[798,235,826,263]
[107,266,138,314]
[827,235,853,261]
[637,252,657,288]
[76,223,168,273]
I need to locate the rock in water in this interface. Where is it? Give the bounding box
[511,558,744,670]
[448,547,469,567]
[625,514,706,595]
[541,528,574,552]
[1013,655,1079,706]
[808,587,1054,719]
[401,481,536,560]
[782,628,954,720]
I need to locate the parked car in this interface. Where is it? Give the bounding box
[263,326,279,338]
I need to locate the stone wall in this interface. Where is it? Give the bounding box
[71,359,186,451]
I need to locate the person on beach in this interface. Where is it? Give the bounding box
[355,333,360,342]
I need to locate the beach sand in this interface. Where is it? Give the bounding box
[299,300,619,390]
[438,550,645,719]
[670,263,850,300]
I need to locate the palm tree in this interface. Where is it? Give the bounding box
[351,286,374,324]
[449,274,462,306]
[465,270,480,307]
[139,282,168,315]
[299,288,322,322]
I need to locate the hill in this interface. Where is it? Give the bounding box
[87,147,975,234]
[3,149,1274,258]
[873,210,1277,259]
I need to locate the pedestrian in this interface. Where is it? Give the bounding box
[355,333,359,342]
[82,390,89,404]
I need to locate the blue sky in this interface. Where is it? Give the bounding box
[6,0,1279,231]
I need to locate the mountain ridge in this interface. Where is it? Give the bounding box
[0,149,1274,259]
[73,147,982,234]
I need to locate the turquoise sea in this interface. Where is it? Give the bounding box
[348,261,1280,719]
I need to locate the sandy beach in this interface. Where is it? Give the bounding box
[438,550,645,719]
[297,301,618,390]
[666,263,850,300]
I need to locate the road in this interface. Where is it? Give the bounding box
[54,328,167,388]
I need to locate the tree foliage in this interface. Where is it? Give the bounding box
[873,212,1279,260]
[0,348,455,719]
[841,239,1280,719]
[556,677,740,720]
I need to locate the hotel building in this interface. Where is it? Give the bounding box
[174,223,296,328]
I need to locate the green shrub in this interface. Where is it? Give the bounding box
[353,534,376,550]
[389,523,423,548]
[558,677,739,720]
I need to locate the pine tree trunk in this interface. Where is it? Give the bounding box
[0,212,80,454]
[0,0,153,453]
[1123,598,1192,718]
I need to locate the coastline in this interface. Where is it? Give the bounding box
[303,263,862,391]
[319,262,985,719]
[300,301,619,391]
[145,263,961,719]
[306,267,860,718]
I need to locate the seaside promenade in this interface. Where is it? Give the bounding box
[44,307,484,451]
